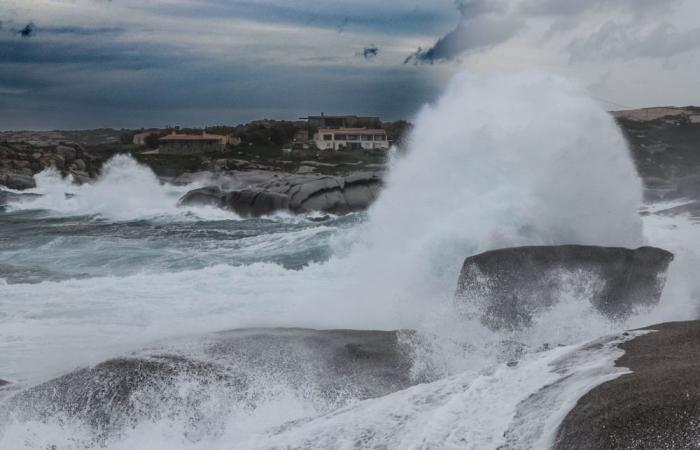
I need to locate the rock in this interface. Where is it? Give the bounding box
[0,170,36,190]
[0,189,41,206]
[177,186,225,207]
[12,160,29,169]
[0,379,9,387]
[55,145,77,162]
[296,165,315,174]
[654,200,700,218]
[223,189,290,216]
[44,153,65,170]
[179,172,383,217]
[676,174,700,199]
[3,329,422,440]
[455,245,674,330]
[554,321,700,449]
[70,158,87,172]
[69,170,91,185]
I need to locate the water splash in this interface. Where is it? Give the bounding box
[11,154,236,221]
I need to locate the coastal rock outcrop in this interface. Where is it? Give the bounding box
[555,321,700,449]
[178,172,382,216]
[0,170,36,190]
[0,142,97,189]
[455,245,674,330]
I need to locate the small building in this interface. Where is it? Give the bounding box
[292,129,311,150]
[301,114,382,129]
[133,130,160,146]
[313,128,389,151]
[159,132,229,154]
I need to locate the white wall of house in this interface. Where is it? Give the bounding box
[313,129,389,151]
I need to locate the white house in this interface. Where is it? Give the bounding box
[313,128,389,151]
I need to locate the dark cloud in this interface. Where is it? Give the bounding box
[18,22,35,38]
[0,37,175,69]
[44,26,124,36]
[362,45,379,60]
[0,60,439,129]
[520,0,682,17]
[568,21,700,61]
[455,0,506,17]
[405,15,521,64]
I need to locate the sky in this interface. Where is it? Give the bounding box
[1,0,700,130]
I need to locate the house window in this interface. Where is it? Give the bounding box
[361,135,372,141]
[346,135,358,141]
[335,134,347,141]
[323,134,333,141]
[374,135,386,141]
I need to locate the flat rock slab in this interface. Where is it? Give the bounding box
[455,245,674,330]
[3,328,422,439]
[555,321,700,449]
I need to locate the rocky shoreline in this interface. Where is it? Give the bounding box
[555,320,700,449]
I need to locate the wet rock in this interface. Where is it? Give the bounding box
[654,201,700,218]
[179,172,383,217]
[0,379,9,387]
[70,158,87,172]
[0,170,36,190]
[0,189,41,206]
[177,186,225,207]
[555,321,700,450]
[455,245,674,330]
[55,145,77,162]
[3,329,421,440]
[223,189,290,217]
[296,165,315,174]
[69,170,91,185]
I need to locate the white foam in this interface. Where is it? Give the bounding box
[10,154,237,221]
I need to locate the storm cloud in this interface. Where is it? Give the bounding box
[18,22,35,38]
[1,0,699,129]
[404,15,521,64]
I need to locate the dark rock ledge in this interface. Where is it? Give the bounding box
[555,321,700,450]
[178,172,382,217]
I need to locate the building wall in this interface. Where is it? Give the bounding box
[313,132,389,151]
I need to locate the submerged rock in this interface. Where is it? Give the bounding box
[178,172,382,216]
[3,329,421,440]
[555,321,700,449]
[455,245,674,330]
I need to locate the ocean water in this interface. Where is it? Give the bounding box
[1,70,699,449]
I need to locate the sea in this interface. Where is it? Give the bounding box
[1,70,698,449]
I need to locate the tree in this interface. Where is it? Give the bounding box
[144,133,160,149]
